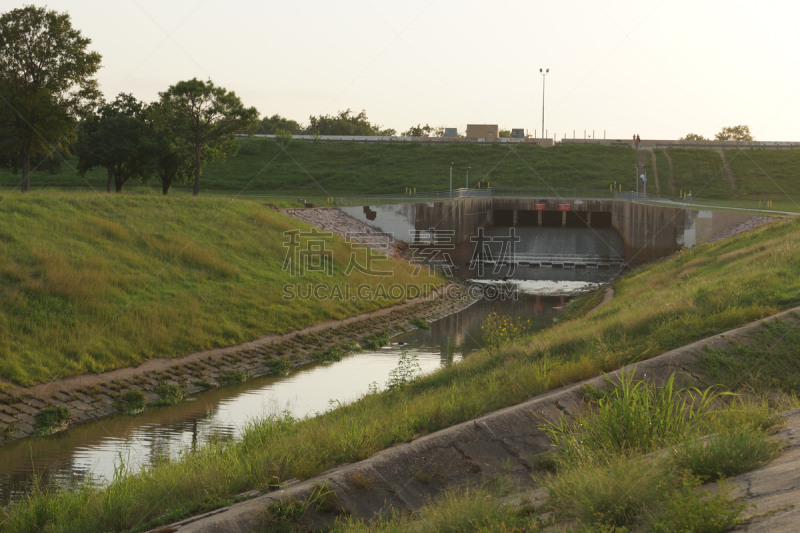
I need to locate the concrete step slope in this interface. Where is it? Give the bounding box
[157,307,800,533]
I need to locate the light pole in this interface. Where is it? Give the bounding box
[635,165,639,195]
[466,166,470,189]
[449,161,454,198]
[539,68,549,138]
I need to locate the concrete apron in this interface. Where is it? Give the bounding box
[154,307,800,533]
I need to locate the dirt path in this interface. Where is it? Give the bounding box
[650,149,660,195]
[160,308,800,533]
[662,149,676,195]
[715,149,737,191]
[587,287,614,316]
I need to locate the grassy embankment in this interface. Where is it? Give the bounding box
[1,142,637,195]
[4,141,800,207]
[3,215,800,532]
[335,361,796,533]
[654,147,800,208]
[0,192,429,387]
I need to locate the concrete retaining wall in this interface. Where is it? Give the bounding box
[340,198,493,244]
[340,199,756,266]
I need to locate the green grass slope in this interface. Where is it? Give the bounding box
[0,141,638,195]
[3,217,800,533]
[4,141,800,205]
[0,192,427,386]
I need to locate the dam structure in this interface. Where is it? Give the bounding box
[336,189,759,267]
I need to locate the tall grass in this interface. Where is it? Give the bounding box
[0,193,431,385]
[2,218,800,532]
[545,373,726,462]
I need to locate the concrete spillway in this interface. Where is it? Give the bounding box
[340,198,756,266]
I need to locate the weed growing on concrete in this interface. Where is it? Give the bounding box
[409,317,430,330]
[412,464,448,485]
[0,422,17,444]
[346,472,375,491]
[361,331,389,350]
[645,481,745,533]
[153,384,186,407]
[311,347,344,363]
[218,370,247,385]
[33,406,72,436]
[261,482,340,532]
[113,390,148,415]
[192,380,217,390]
[669,429,782,482]
[267,359,292,376]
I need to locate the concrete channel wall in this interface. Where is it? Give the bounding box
[340,198,493,244]
[339,199,755,266]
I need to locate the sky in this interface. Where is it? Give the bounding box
[5,0,800,141]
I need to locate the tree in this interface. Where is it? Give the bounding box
[307,108,394,136]
[0,5,101,192]
[402,124,434,137]
[680,133,707,141]
[499,129,511,138]
[274,128,292,146]
[715,125,754,142]
[75,94,157,193]
[257,114,303,135]
[158,78,259,196]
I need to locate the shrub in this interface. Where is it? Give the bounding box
[274,128,292,147]
[670,429,782,482]
[409,317,430,330]
[113,390,148,414]
[311,347,344,363]
[481,313,531,352]
[218,370,247,385]
[267,359,292,376]
[386,352,421,391]
[361,331,389,351]
[153,384,186,406]
[33,406,72,436]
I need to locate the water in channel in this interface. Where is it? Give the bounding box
[0,227,621,505]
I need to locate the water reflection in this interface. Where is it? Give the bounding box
[0,287,591,504]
